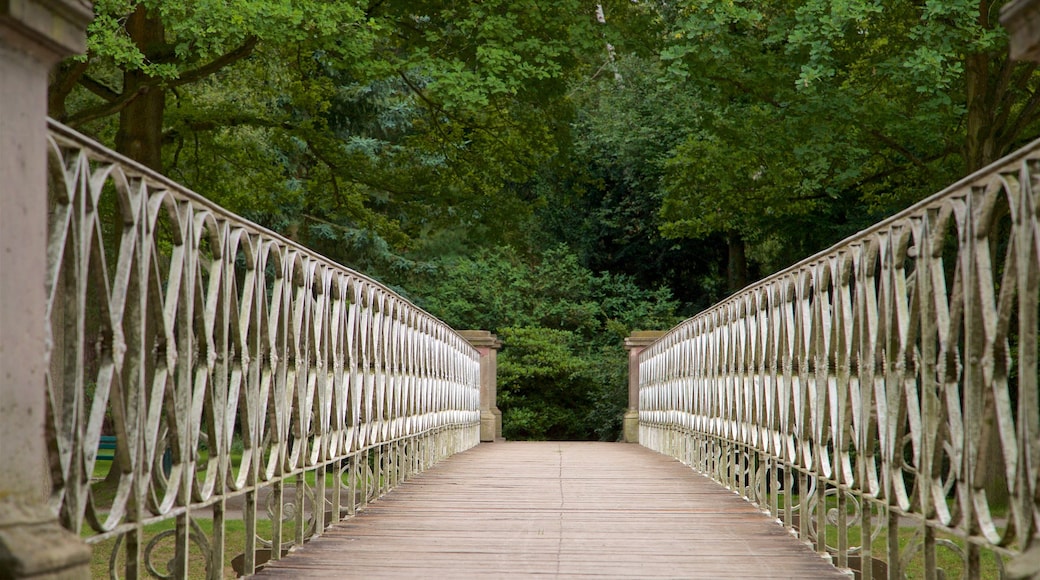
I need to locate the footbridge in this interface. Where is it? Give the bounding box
[6,2,1040,579]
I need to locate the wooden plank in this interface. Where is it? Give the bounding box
[256,442,847,579]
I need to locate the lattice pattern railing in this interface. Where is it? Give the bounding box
[639,139,1040,578]
[44,121,481,578]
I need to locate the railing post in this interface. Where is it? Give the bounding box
[459,331,502,442]
[0,0,93,577]
[622,331,664,444]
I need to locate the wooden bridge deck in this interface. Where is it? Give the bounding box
[255,442,846,579]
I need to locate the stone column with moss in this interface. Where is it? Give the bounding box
[622,331,665,444]
[0,0,94,577]
[459,331,502,442]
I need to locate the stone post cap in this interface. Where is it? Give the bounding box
[458,330,501,349]
[624,330,666,350]
[1,0,94,58]
[1002,0,1040,61]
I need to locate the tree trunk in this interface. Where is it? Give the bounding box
[966,23,1009,506]
[964,53,997,173]
[726,232,748,295]
[115,5,167,172]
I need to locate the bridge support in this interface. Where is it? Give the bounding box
[1003,0,1040,61]
[460,331,502,442]
[0,1,93,577]
[623,331,664,443]
[1000,7,1040,579]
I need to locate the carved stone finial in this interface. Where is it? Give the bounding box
[0,0,94,61]
[1002,0,1040,62]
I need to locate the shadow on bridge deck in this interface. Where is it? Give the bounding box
[255,442,846,579]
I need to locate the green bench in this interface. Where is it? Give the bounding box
[96,435,172,475]
[97,435,117,461]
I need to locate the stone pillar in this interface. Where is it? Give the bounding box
[0,0,93,577]
[1001,7,1040,580]
[622,331,665,444]
[459,331,502,442]
[1002,0,1040,61]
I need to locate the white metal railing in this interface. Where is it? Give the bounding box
[639,138,1040,579]
[44,121,481,578]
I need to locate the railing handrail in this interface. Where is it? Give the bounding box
[639,134,1040,578]
[45,120,457,335]
[45,119,483,578]
[646,134,1040,355]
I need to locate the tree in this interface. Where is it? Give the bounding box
[541,54,730,311]
[407,245,678,440]
[51,0,641,278]
[49,0,370,170]
[650,0,1040,291]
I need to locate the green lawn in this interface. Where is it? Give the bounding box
[86,450,391,578]
[89,518,260,579]
[770,493,1006,579]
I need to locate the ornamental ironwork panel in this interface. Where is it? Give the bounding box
[639,139,1040,579]
[44,121,481,579]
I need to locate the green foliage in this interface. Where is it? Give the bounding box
[53,0,681,444]
[546,54,726,310]
[52,0,1040,446]
[55,0,629,275]
[494,327,633,441]
[408,245,678,441]
[413,245,678,338]
[654,0,1040,254]
[496,327,595,440]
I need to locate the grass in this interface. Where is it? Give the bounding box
[87,515,314,578]
[768,493,1006,579]
[86,449,395,578]
[822,524,1005,579]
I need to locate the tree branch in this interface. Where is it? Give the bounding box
[1000,84,1040,150]
[65,37,259,127]
[169,36,259,88]
[992,56,1016,110]
[305,137,429,199]
[364,0,388,18]
[79,75,121,102]
[48,60,89,119]
[991,61,1037,139]
[64,85,148,127]
[397,70,460,145]
[164,114,294,139]
[869,130,927,168]
[848,142,958,192]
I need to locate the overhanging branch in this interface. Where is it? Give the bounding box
[170,36,259,88]
[65,36,260,127]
